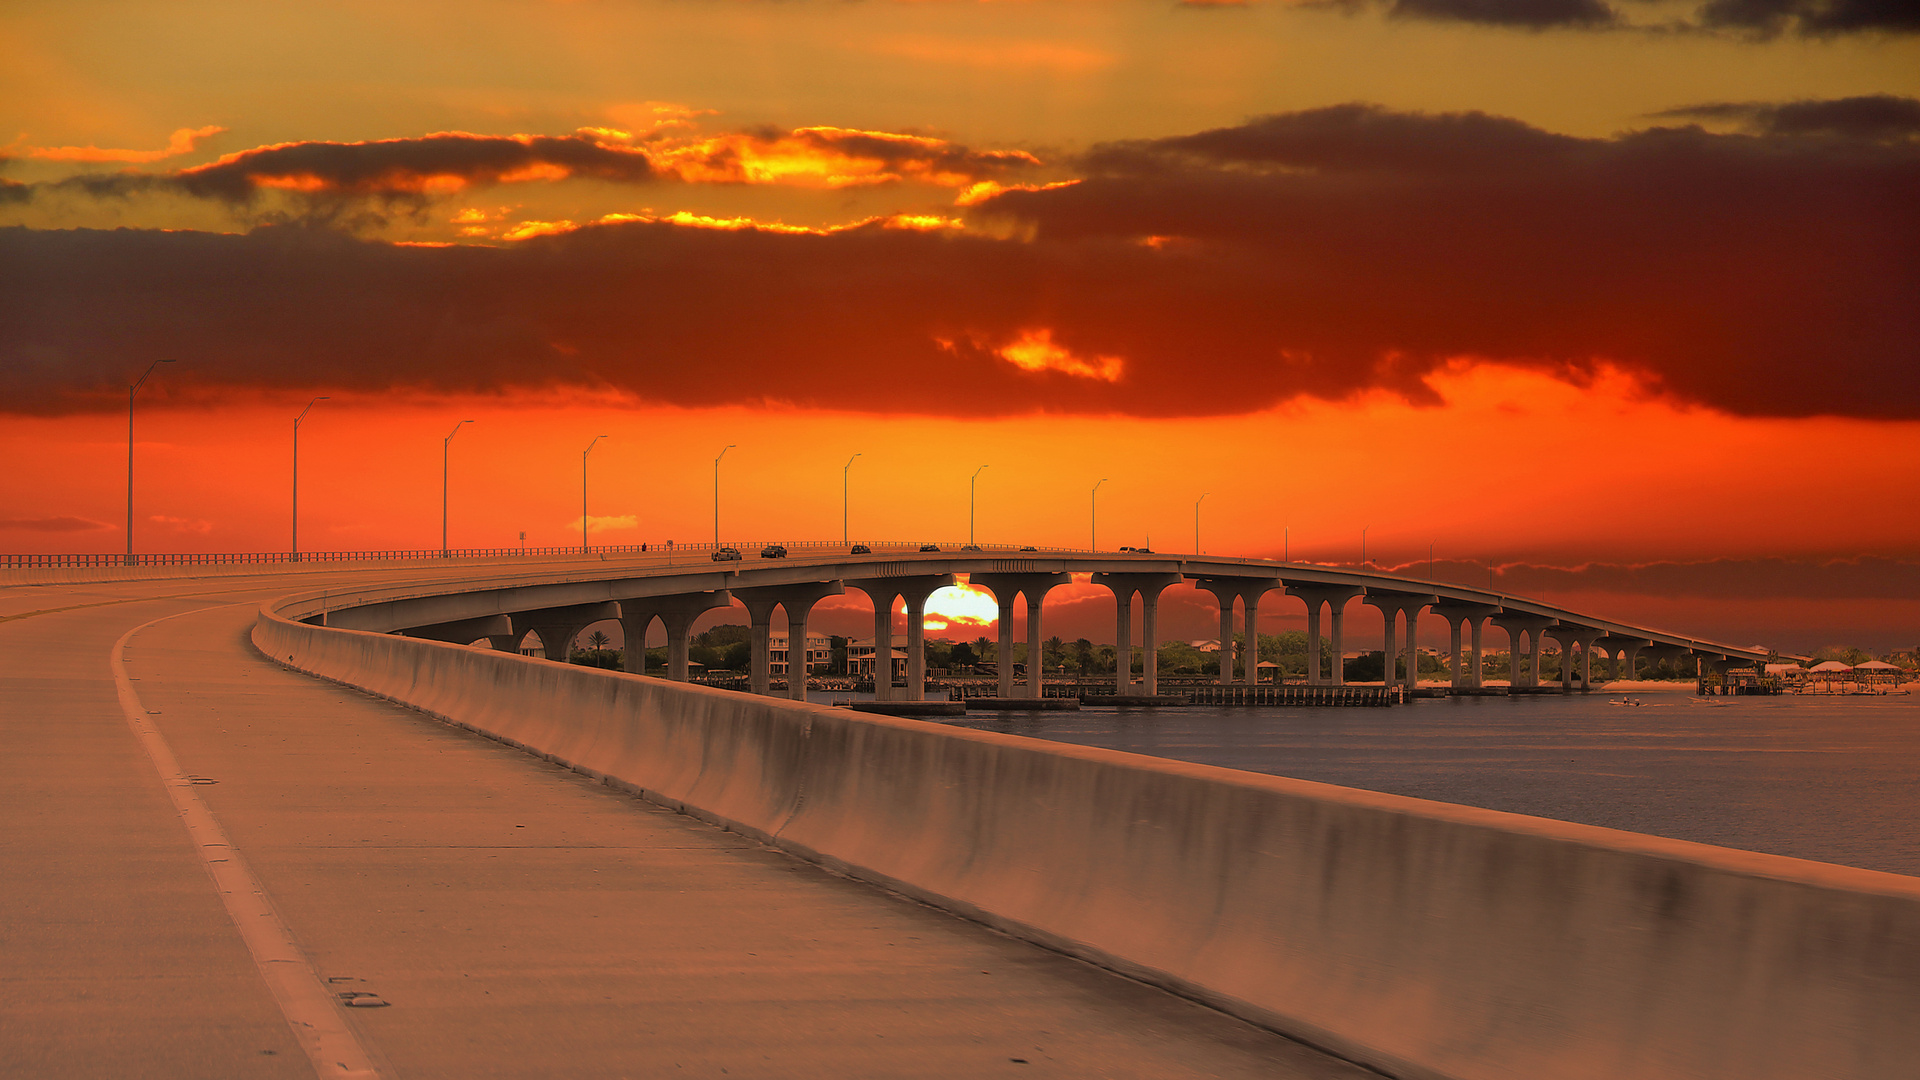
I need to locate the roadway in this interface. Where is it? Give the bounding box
[1,571,1372,1079]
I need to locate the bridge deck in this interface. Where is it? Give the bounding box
[1,576,1367,1080]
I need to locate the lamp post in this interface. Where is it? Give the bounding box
[291,396,328,559]
[843,452,860,545]
[1361,526,1368,567]
[1090,478,1108,551]
[442,419,473,557]
[713,444,735,546]
[1195,493,1208,554]
[970,465,988,546]
[125,358,176,563]
[582,434,608,554]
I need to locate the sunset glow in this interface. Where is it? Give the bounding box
[1,0,1915,652]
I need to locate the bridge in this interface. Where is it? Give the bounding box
[3,546,1903,1080]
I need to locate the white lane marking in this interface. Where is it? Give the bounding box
[113,606,385,1080]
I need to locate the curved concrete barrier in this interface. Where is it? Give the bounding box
[256,598,1920,1080]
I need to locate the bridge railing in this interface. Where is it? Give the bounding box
[0,540,1098,571]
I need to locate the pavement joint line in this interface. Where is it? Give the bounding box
[112,603,386,1080]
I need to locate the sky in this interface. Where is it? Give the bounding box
[3,0,1917,653]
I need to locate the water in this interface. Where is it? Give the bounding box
[946,687,1920,878]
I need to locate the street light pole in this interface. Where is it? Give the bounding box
[442,419,473,557]
[582,434,608,554]
[1090,478,1107,551]
[126,358,176,563]
[1195,493,1208,554]
[292,396,328,559]
[1362,526,1368,567]
[843,452,860,545]
[970,465,988,546]
[713,444,735,546]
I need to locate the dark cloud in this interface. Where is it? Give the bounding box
[3,103,1915,421]
[14,127,1042,223]
[1696,0,1920,34]
[1332,0,1918,32]
[1653,95,1920,140]
[1479,556,1920,601]
[1385,0,1618,29]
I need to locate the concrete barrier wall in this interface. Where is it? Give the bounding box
[256,601,1920,1080]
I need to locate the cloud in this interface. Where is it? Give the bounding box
[0,515,114,532]
[24,125,227,164]
[572,514,639,532]
[148,514,213,534]
[1383,0,1618,29]
[2,102,1914,421]
[20,125,1042,221]
[1398,555,1920,601]
[1694,0,1920,34]
[1651,95,1920,140]
[1325,0,1919,32]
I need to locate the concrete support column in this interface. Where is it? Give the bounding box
[1579,637,1594,691]
[1218,600,1235,685]
[1330,607,1346,686]
[1025,595,1045,699]
[1621,645,1641,682]
[786,601,817,703]
[905,594,928,702]
[1449,616,1466,690]
[619,610,655,677]
[871,596,895,700]
[1403,606,1420,691]
[744,602,776,695]
[1382,608,1399,687]
[996,592,1017,700]
[1528,633,1545,688]
[1559,636,1576,693]
[1244,593,1261,684]
[665,614,695,681]
[1469,618,1485,689]
[1141,591,1161,696]
[1305,601,1324,686]
[1113,590,1134,692]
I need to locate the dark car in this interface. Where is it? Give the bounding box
[850,544,871,555]
[1019,546,1037,552]
[919,544,941,552]
[711,547,742,562]
[961,544,982,552]
[1135,547,1154,554]
[760,544,788,559]
[1119,546,1135,552]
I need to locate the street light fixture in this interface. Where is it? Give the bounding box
[1090,478,1108,552]
[291,396,328,559]
[125,358,176,563]
[713,445,735,546]
[582,435,609,554]
[1361,526,1368,567]
[843,452,860,545]
[442,419,473,557]
[970,465,988,546]
[1195,493,1208,554]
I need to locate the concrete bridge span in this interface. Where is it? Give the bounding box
[291,547,1790,700]
[256,573,1919,1080]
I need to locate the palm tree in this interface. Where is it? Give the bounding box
[587,630,611,650]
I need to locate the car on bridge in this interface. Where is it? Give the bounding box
[711,547,742,562]
[760,545,787,559]
[919,544,941,552]
[849,544,871,555]
[961,544,982,551]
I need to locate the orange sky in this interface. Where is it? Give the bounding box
[3,0,1917,651]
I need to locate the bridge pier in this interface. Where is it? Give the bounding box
[1195,576,1277,684]
[1430,603,1498,691]
[736,583,846,701]
[617,591,732,679]
[398,614,514,646]
[1491,613,1554,689]
[512,601,621,662]
[1285,585,1362,686]
[1094,573,1182,695]
[848,575,952,703]
[972,573,1069,700]
[1365,591,1434,691]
